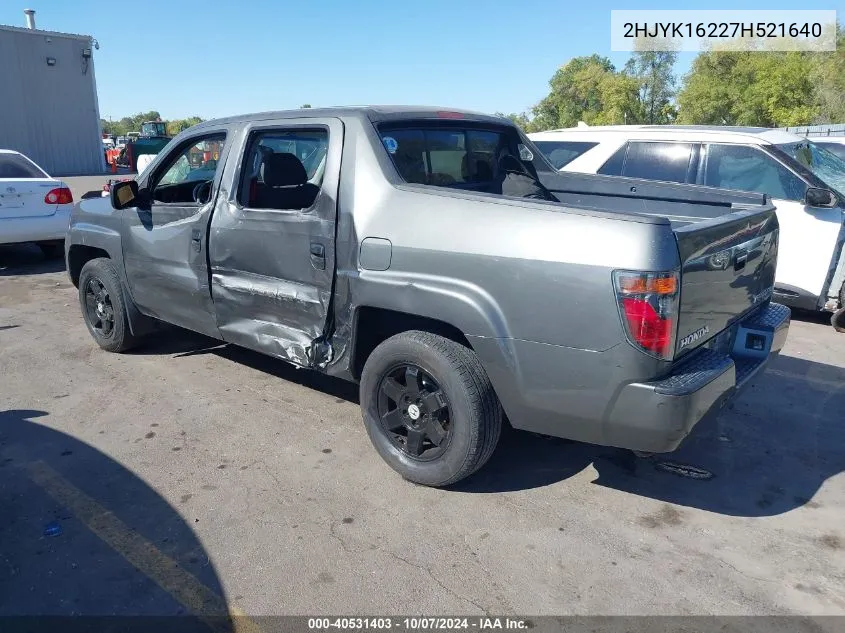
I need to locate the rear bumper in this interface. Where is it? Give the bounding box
[0,206,71,245]
[469,301,790,452]
[603,302,791,452]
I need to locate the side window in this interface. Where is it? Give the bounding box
[597,144,626,176]
[703,144,806,202]
[152,134,226,204]
[239,128,328,210]
[621,142,693,183]
[533,141,598,169]
[380,127,508,189]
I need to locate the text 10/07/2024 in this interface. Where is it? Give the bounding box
[308,617,530,631]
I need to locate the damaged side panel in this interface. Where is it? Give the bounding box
[207,117,343,368]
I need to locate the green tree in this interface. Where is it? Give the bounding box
[300,104,312,108]
[624,50,677,124]
[496,111,535,131]
[166,116,204,135]
[530,55,641,130]
[810,24,845,123]
[677,50,818,126]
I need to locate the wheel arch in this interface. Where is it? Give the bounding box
[350,306,474,379]
[67,230,156,338]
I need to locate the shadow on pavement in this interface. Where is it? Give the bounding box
[94,319,842,518]
[789,308,834,327]
[0,244,65,276]
[456,354,845,517]
[134,327,360,404]
[0,409,235,630]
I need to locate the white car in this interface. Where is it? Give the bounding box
[529,125,845,326]
[0,149,73,258]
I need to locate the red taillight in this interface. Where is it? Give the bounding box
[621,298,674,356]
[45,187,73,205]
[614,271,679,360]
[436,111,465,119]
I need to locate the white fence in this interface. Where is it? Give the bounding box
[782,124,845,137]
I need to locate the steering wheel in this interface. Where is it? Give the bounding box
[192,180,212,204]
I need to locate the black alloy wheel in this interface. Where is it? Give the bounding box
[84,277,116,339]
[377,363,452,460]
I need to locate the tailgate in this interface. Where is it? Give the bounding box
[673,203,779,359]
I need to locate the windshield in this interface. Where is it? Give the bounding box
[814,141,845,162]
[776,140,845,197]
[141,122,167,137]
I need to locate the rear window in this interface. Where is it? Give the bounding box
[0,153,47,179]
[379,126,506,187]
[532,141,598,169]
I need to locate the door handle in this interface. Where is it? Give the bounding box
[734,248,747,272]
[191,229,202,252]
[310,242,326,270]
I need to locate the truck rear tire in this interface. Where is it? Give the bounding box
[78,258,138,353]
[360,331,502,487]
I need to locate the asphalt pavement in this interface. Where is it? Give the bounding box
[1,240,844,624]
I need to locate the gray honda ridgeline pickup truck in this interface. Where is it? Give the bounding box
[67,106,790,486]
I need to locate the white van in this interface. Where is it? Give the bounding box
[529,125,845,329]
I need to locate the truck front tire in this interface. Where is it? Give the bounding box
[78,258,138,353]
[360,331,502,487]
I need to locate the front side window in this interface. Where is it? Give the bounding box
[704,144,806,202]
[380,127,508,188]
[239,128,328,210]
[533,141,598,170]
[153,134,226,203]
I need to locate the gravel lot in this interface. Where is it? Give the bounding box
[1,213,844,623]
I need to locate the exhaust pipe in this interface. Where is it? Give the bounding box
[24,9,36,29]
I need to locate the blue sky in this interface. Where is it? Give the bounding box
[2,0,840,121]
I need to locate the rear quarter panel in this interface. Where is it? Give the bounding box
[333,117,683,441]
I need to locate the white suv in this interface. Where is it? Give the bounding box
[529,125,845,325]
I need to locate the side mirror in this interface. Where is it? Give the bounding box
[110,180,140,210]
[805,187,838,209]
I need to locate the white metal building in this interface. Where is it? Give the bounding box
[0,11,105,175]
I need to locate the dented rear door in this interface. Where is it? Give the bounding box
[208,117,342,367]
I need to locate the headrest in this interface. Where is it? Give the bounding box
[264,152,307,186]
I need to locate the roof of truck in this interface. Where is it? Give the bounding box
[529,124,802,146]
[192,106,507,129]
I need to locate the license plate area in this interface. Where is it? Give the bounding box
[707,323,737,356]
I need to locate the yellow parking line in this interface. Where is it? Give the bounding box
[27,460,262,633]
